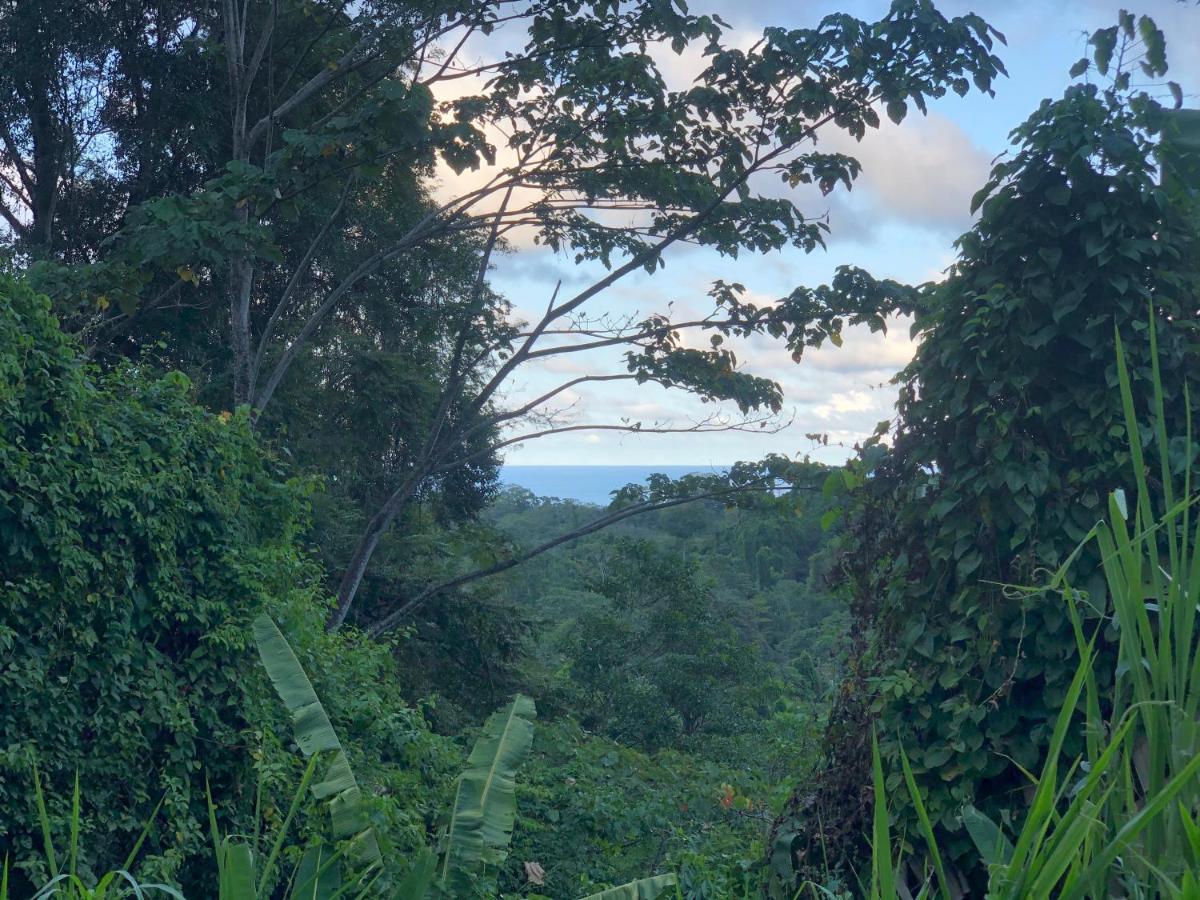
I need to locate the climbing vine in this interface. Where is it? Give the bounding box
[769,23,1200,893]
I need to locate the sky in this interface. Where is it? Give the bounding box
[446,0,1200,468]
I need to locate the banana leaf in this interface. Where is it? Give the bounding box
[218,839,257,900]
[438,694,536,891]
[252,615,382,872]
[577,874,678,900]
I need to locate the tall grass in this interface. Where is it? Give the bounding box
[1,770,177,900]
[869,322,1200,898]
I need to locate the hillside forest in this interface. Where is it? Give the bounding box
[1,1,1199,897]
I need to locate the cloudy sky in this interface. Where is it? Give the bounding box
[458,0,1200,467]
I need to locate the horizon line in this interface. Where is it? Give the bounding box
[500,463,731,468]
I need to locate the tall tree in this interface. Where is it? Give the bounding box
[5,0,1008,633]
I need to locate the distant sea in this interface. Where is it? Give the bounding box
[500,465,726,505]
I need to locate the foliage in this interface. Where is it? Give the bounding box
[487,483,845,704]
[0,273,315,889]
[0,270,828,898]
[209,616,536,900]
[2,0,1012,634]
[573,875,677,900]
[558,539,775,750]
[0,769,182,900]
[437,695,536,896]
[503,718,799,900]
[17,4,1200,900]
[15,618,710,900]
[464,487,835,898]
[250,614,383,888]
[0,275,453,894]
[862,333,1200,898]
[770,32,1200,892]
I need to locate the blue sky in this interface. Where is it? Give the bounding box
[459,0,1200,467]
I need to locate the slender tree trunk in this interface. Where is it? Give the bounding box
[224,0,255,407]
[25,80,60,248]
[230,252,255,405]
[328,472,424,630]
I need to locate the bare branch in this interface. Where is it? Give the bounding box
[250,172,357,391]
[244,1,277,94]
[0,195,28,238]
[479,373,658,431]
[0,166,32,210]
[0,118,35,196]
[245,10,402,150]
[442,413,784,472]
[424,23,477,86]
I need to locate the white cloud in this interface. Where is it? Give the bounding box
[813,389,876,418]
[825,112,993,233]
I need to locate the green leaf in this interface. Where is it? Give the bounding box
[576,874,678,899]
[252,616,382,872]
[1090,26,1117,74]
[899,744,951,900]
[870,731,896,900]
[961,805,1014,868]
[218,839,256,900]
[395,848,436,900]
[439,695,537,891]
[290,844,341,900]
[1038,247,1063,270]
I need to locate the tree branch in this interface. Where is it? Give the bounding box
[245,10,402,150]
[366,483,789,635]
[250,171,357,392]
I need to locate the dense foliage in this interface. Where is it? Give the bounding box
[0,273,311,884]
[3,1,1200,898]
[770,32,1200,896]
[0,273,839,897]
[0,278,454,893]
[488,486,846,701]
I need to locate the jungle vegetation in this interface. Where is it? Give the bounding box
[0,1,1198,898]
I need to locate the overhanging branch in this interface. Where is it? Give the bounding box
[366,482,799,636]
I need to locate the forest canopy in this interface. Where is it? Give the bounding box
[1,1,1199,899]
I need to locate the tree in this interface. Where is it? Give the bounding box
[560,539,773,751]
[6,0,1007,634]
[767,15,1200,893]
[0,0,221,253]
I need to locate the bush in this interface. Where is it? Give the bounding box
[0,276,451,891]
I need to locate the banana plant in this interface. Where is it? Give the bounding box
[18,617,673,900]
[207,615,386,900]
[436,695,536,895]
[222,616,540,900]
[576,874,678,899]
[252,616,383,873]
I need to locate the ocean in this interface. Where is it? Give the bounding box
[500,465,727,505]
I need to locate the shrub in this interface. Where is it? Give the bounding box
[0,275,446,891]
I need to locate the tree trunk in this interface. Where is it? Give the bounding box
[230,252,255,405]
[25,78,60,248]
[328,473,423,631]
